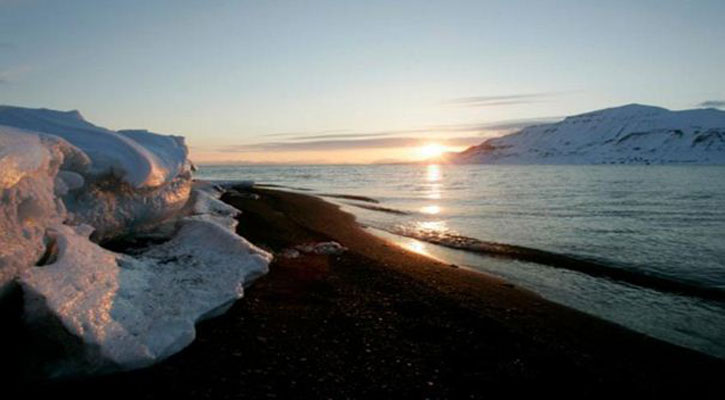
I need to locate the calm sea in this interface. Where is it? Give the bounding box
[197,164,725,358]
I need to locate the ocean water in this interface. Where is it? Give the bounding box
[197,164,725,357]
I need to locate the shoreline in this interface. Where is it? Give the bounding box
[369,224,725,303]
[20,186,725,398]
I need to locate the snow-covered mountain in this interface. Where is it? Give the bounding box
[451,104,725,164]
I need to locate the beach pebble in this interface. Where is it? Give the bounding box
[311,241,347,255]
[294,244,316,253]
[280,248,301,259]
[293,241,348,255]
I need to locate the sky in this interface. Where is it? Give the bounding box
[1,0,724,164]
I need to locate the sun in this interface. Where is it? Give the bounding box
[417,143,446,160]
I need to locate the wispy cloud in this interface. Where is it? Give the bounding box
[444,92,564,107]
[698,100,725,108]
[218,136,484,153]
[0,65,32,84]
[216,115,563,153]
[263,128,433,141]
[253,116,561,144]
[262,129,351,138]
[286,131,402,141]
[428,116,563,135]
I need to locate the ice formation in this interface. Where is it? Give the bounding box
[0,106,271,375]
[0,106,193,241]
[0,126,87,296]
[0,107,187,188]
[452,104,725,164]
[21,214,270,371]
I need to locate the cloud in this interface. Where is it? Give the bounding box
[444,92,565,107]
[254,116,562,144]
[217,136,484,153]
[286,131,401,141]
[0,65,32,84]
[214,111,568,156]
[698,100,725,109]
[262,129,351,138]
[215,115,564,154]
[429,116,563,135]
[263,128,435,141]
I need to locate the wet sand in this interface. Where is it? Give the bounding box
[19,186,725,398]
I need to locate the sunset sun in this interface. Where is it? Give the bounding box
[418,143,446,160]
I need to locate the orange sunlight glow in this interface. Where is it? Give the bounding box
[417,143,446,160]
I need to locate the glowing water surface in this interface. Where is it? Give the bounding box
[198,164,725,357]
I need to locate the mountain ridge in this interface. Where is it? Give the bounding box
[451,104,725,165]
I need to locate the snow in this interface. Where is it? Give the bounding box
[21,207,270,373]
[0,106,271,375]
[0,106,193,241]
[452,104,725,164]
[117,129,190,181]
[0,127,79,295]
[0,106,189,188]
[184,181,243,230]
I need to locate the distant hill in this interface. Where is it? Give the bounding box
[450,104,725,164]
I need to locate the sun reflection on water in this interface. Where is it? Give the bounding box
[403,240,429,256]
[394,220,452,260]
[420,205,441,215]
[417,220,448,233]
[425,164,442,200]
[426,164,441,182]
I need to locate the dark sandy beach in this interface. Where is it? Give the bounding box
[16,186,725,398]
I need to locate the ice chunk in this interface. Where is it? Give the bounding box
[65,171,192,241]
[0,106,189,188]
[0,127,87,293]
[0,106,194,241]
[117,129,190,181]
[1,107,271,376]
[19,186,271,374]
[20,217,270,372]
[184,181,242,230]
[57,170,85,191]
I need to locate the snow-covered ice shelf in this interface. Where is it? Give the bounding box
[0,106,271,376]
